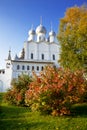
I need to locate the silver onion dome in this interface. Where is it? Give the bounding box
[36,24,47,34]
[28,29,35,35]
[49,30,56,36]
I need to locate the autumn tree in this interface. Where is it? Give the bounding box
[57,5,87,71]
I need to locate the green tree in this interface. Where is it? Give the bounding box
[11,74,31,92]
[4,74,32,106]
[57,5,87,71]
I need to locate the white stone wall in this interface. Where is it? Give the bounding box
[0,67,12,92]
[24,41,59,64]
[11,60,53,79]
[28,42,37,60]
[38,42,49,60]
[49,43,60,66]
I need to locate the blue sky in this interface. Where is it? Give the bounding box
[0,0,86,68]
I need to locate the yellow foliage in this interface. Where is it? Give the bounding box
[58,5,87,70]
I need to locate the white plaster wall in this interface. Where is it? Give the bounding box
[11,61,53,79]
[38,42,49,60]
[28,42,37,60]
[50,43,59,59]
[0,68,12,92]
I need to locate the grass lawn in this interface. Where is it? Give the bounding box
[0,93,87,130]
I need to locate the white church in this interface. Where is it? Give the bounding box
[0,22,60,92]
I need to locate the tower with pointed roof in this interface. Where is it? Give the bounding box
[8,50,11,60]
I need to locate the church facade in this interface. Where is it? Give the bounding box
[0,23,60,92]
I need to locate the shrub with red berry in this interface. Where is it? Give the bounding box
[25,66,87,116]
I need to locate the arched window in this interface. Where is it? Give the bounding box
[32,66,34,70]
[22,65,25,70]
[31,53,33,59]
[37,66,39,71]
[17,65,20,70]
[42,54,44,60]
[41,66,44,71]
[27,66,30,70]
[53,54,55,60]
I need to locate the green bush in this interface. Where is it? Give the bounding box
[4,74,32,106]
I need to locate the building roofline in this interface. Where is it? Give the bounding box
[24,40,58,45]
[11,59,54,64]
